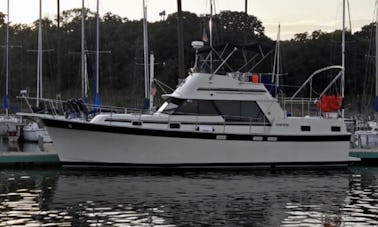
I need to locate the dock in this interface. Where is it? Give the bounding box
[349,148,378,165]
[0,141,59,166]
[0,152,60,166]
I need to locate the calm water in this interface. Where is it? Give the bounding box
[0,166,378,226]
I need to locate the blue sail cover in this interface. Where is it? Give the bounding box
[375,96,378,112]
[94,93,101,110]
[2,95,9,109]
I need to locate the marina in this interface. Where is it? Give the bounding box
[0,0,377,225]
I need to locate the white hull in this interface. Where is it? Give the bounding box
[354,132,378,148]
[0,116,19,137]
[23,128,52,143]
[46,122,350,167]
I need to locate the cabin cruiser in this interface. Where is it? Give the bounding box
[37,41,351,168]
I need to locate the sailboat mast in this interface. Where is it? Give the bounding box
[143,0,149,105]
[96,0,99,96]
[5,0,9,116]
[36,0,43,107]
[81,0,86,100]
[209,0,213,73]
[375,0,378,113]
[341,0,346,118]
[273,24,281,98]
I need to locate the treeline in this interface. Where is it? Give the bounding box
[0,9,375,114]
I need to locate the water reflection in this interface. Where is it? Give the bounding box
[281,167,378,226]
[1,168,378,226]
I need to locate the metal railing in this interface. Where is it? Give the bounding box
[281,97,323,118]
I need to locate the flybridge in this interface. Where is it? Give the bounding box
[191,41,278,96]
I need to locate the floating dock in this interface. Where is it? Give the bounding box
[0,142,59,166]
[0,152,60,166]
[349,149,378,165]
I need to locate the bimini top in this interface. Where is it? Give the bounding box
[197,41,273,55]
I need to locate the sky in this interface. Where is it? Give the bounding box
[0,0,375,40]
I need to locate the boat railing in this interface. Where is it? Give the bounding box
[281,97,323,118]
[16,96,151,120]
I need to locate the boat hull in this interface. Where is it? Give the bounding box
[23,129,52,143]
[43,118,351,168]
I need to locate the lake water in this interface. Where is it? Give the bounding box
[1,165,378,226]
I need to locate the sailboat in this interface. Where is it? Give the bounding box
[22,0,52,143]
[353,0,378,148]
[0,0,21,141]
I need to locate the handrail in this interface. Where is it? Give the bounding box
[290,65,343,100]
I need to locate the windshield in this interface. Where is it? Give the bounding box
[156,98,183,114]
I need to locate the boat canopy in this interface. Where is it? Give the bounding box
[197,41,273,55]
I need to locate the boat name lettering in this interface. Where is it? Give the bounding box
[253,136,263,141]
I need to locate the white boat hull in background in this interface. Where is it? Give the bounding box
[0,116,20,138]
[23,122,52,143]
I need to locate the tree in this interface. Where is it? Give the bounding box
[213,11,266,43]
[293,32,309,42]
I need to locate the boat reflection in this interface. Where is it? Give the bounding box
[3,168,378,226]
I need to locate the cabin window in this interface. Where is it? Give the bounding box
[213,100,239,120]
[331,126,341,132]
[198,100,219,115]
[175,99,197,114]
[301,126,311,131]
[174,99,218,115]
[214,100,268,123]
[157,98,183,114]
[169,123,181,129]
[132,121,142,126]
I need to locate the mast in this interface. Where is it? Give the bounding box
[4,0,9,116]
[341,0,346,118]
[143,0,149,108]
[209,0,213,73]
[94,0,101,108]
[375,0,378,113]
[36,0,43,107]
[177,0,185,82]
[149,53,154,111]
[272,24,280,98]
[81,0,88,101]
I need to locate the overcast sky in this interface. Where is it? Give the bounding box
[0,0,375,40]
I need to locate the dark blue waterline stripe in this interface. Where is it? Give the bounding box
[42,118,351,142]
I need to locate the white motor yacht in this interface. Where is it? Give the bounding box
[39,41,351,168]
